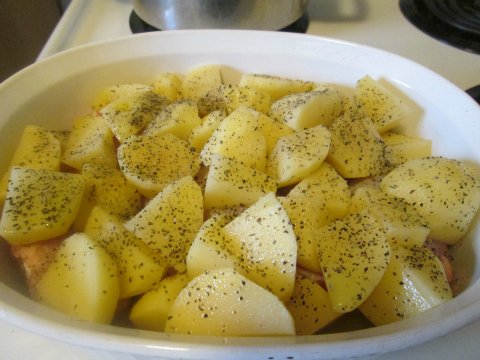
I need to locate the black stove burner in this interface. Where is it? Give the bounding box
[400,0,480,54]
[130,11,158,33]
[467,84,480,104]
[129,11,309,34]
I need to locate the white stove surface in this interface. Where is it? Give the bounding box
[38,0,480,91]
[3,0,479,359]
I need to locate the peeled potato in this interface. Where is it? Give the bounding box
[269,88,344,130]
[239,73,314,100]
[0,167,84,245]
[180,64,222,101]
[354,75,409,133]
[267,124,331,187]
[286,277,342,335]
[91,83,152,110]
[186,213,238,279]
[74,162,143,231]
[62,114,117,170]
[189,110,225,152]
[327,108,387,178]
[143,100,201,140]
[165,268,295,336]
[382,132,432,166]
[281,163,350,272]
[317,211,390,313]
[100,91,168,142]
[117,133,200,198]
[203,154,276,210]
[34,233,119,324]
[152,72,182,101]
[125,176,204,271]
[349,186,430,248]
[381,157,480,244]
[0,125,62,205]
[130,273,190,331]
[85,206,168,299]
[359,245,452,325]
[200,108,268,171]
[223,192,297,301]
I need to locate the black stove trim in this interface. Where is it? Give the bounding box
[466,84,480,105]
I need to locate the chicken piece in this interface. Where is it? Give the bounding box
[10,237,63,293]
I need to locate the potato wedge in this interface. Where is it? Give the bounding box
[219,84,272,114]
[239,73,314,100]
[130,273,190,331]
[152,72,182,101]
[281,163,350,272]
[201,106,292,156]
[100,91,169,142]
[0,125,62,205]
[143,100,201,140]
[203,154,276,210]
[125,176,204,271]
[255,112,294,154]
[269,89,344,130]
[85,207,168,299]
[0,167,84,245]
[188,110,225,152]
[180,64,222,101]
[91,83,152,110]
[267,124,331,187]
[186,213,239,279]
[34,233,119,324]
[62,114,117,170]
[200,107,267,171]
[280,197,322,272]
[74,163,143,231]
[286,277,342,335]
[354,75,409,133]
[327,108,387,178]
[359,245,452,325]
[382,132,432,166]
[287,162,351,219]
[165,268,295,336]
[381,157,480,244]
[223,192,297,301]
[317,211,390,312]
[349,186,430,248]
[117,133,200,198]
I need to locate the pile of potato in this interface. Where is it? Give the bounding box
[0,64,479,336]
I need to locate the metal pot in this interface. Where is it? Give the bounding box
[132,0,309,30]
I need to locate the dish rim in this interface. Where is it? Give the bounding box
[0,29,480,359]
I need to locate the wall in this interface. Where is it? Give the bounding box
[0,0,62,82]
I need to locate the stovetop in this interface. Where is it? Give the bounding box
[4,0,480,359]
[39,0,480,92]
[400,0,480,54]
